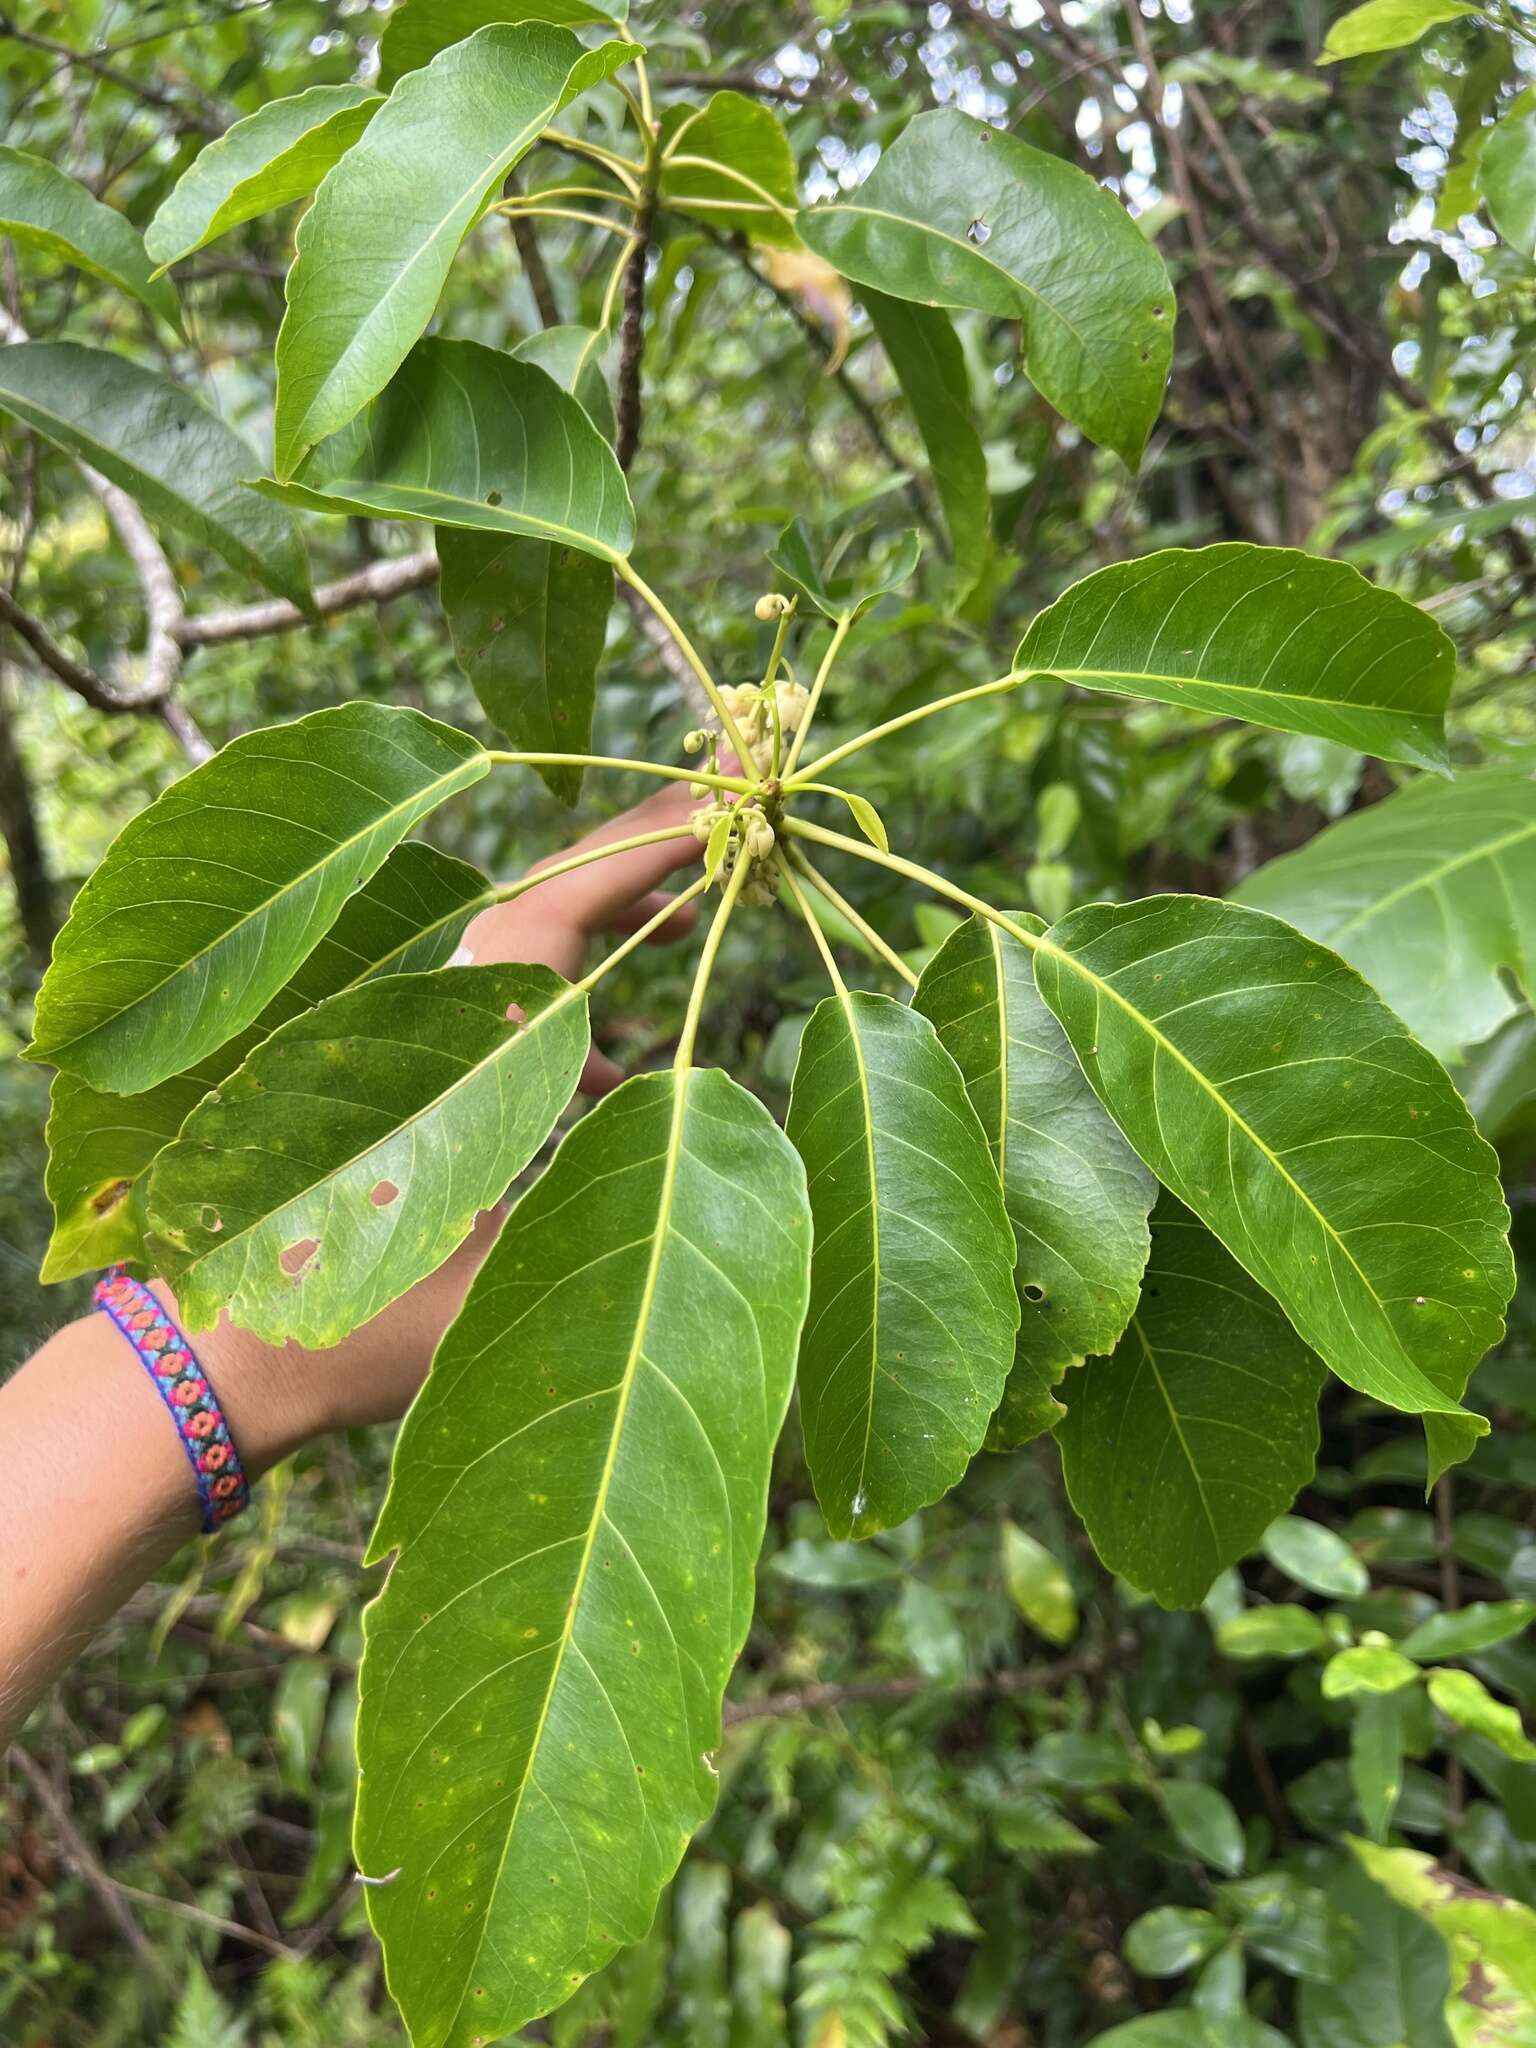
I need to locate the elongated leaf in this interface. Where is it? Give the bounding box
[40,840,490,1282]
[765,518,921,620]
[1057,1198,1325,1607]
[1296,1858,1453,2048]
[786,989,1019,1537]
[913,912,1154,1448]
[378,0,627,88]
[27,705,487,1095]
[356,1068,811,2046]
[863,291,990,608]
[258,340,635,562]
[1015,544,1453,770]
[144,86,381,271]
[272,24,630,479]
[0,147,179,329]
[1482,90,1536,256]
[1236,768,1536,1064]
[1034,896,1513,1480]
[799,108,1173,469]
[657,91,799,247]
[147,965,589,1343]
[0,341,310,610]
[1320,0,1477,63]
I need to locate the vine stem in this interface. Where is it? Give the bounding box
[613,559,755,763]
[788,670,1025,787]
[783,816,1044,959]
[781,612,854,779]
[779,860,849,995]
[576,871,711,994]
[785,847,918,991]
[486,748,752,794]
[674,855,750,1070]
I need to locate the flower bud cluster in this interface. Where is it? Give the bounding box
[688,797,782,904]
[714,677,811,776]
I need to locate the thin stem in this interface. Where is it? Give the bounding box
[783,817,1043,958]
[486,748,752,794]
[502,183,640,211]
[491,203,636,239]
[612,560,755,763]
[660,154,798,227]
[759,596,797,775]
[674,856,749,1070]
[785,848,918,990]
[617,24,656,130]
[781,613,854,779]
[540,128,644,192]
[489,827,697,912]
[789,671,1024,787]
[779,862,848,995]
[576,871,710,994]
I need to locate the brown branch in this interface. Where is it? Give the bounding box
[502,165,561,329]
[177,548,440,646]
[0,680,57,966]
[614,186,657,472]
[722,1643,1117,1725]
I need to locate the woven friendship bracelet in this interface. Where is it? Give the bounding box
[92,1266,250,1533]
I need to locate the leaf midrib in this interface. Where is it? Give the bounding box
[1035,663,1433,723]
[1328,817,1536,940]
[283,475,627,563]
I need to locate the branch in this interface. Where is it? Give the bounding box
[502,164,562,328]
[722,1642,1119,1725]
[614,184,658,471]
[177,548,440,646]
[0,677,58,967]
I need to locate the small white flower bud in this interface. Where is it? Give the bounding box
[754,592,791,621]
[683,728,706,754]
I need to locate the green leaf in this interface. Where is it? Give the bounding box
[1163,1782,1246,1877]
[768,1537,903,1590]
[1217,1606,1330,1659]
[766,518,921,620]
[1320,0,1478,63]
[703,810,733,886]
[440,531,610,804]
[799,108,1173,470]
[1427,1668,1536,1761]
[1351,1693,1408,1845]
[862,291,990,608]
[272,24,632,479]
[657,91,800,246]
[355,1068,811,2046]
[1234,766,1536,1063]
[513,324,616,442]
[1322,1644,1422,1698]
[1297,1857,1453,2048]
[1349,1837,1536,2011]
[1400,1600,1536,1662]
[0,147,179,329]
[914,913,1154,1449]
[1057,1199,1325,1609]
[1123,1907,1226,1978]
[27,705,486,1095]
[1263,1516,1370,1599]
[378,0,627,88]
[0,341,310,611]
[1000,1521,1077,1645]
[39,840,490,1284]
[1033,895,1512,1479]
[840,792,889,854]
[785,990,1019,1537]
[1481,89,1536,257]
[146,965,590,1343]
[143,86,382,272]
[259,339,635,561]
[1015,544,1454,770]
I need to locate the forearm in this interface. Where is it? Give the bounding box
[0,1212,500,1748]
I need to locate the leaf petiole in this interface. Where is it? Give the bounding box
[538,128,644,195]
[779,861,848,996]
[612,560,756,764]
[576,871,711,995]
[787,671,1026,787]
[783,815,1044,959]
[785,847,918,991]
[486,749,753,794]
[490,202,638,239]
[674,854,750,1069]
[780,612,854,779]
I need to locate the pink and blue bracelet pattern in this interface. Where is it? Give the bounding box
[92,1266,250,1533]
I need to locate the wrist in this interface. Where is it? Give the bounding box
[150,1287,333,1482]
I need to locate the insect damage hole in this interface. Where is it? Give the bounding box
[280,1237,320,1279]
[370,1179,400,1207]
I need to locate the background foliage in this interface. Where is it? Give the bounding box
[2,1,1535,2043]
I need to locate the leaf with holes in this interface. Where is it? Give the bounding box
[144,87,382,272]
[0,148,179,328]
[272,24,631,479]
[1015,544,1454,770]
[0,341,310,610]
[863,290,990,608]
[40,841,490,1284]
[1034,895,1512,1483]
[1056,1196,1325,1607]
[1235,767,1536,1064]
[355,1067,810,2047]
[27,705,487,1096]
[259,340,635,562]
[377,0,628,88]
[914,912,1154,1447]
[145,965,589,1344]
[799,107,1173,469]
[657,91,800,246]
[786,990,1018,1537]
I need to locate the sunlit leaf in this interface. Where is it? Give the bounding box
[1482,89,1536,256]
[657,91,799,246]
[1320,0,1477,64]
[377,0,628,88]
[1015,544,1454,770]
[1000,1521,1077,1645]
[356,1068,811,2044]
[786,990,1018,1537]
[799,108,1173,469]
[27,706,486,1095]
